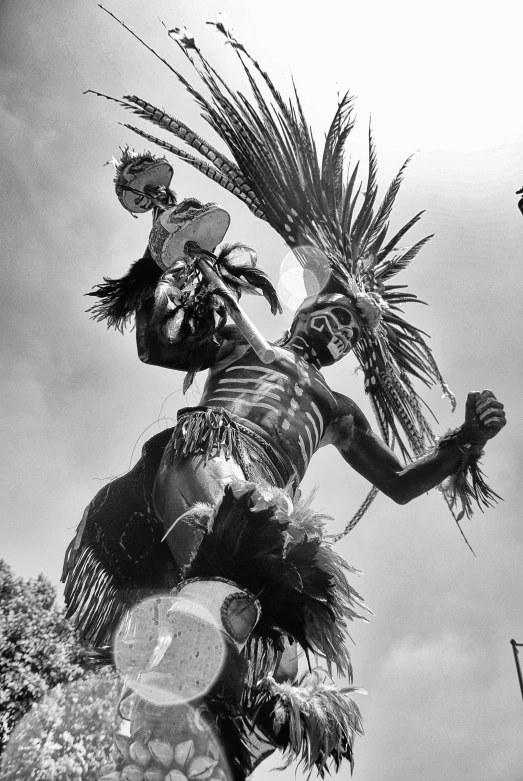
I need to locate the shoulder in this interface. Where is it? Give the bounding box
[324,390,372,444]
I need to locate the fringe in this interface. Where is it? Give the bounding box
[62,545,131,647]
[437,427,501,521]
[167,407,244,464]
[166,406,297,488]
[247,671,364,777]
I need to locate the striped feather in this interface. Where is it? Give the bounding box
[121,124,267,217]
[122,95,242,179]
[96,9,455,465]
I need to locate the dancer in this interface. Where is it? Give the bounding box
[63,14,506,780]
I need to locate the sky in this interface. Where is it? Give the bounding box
[0,0,522,779]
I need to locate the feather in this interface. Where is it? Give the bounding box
[437,435,501,521]
[247,671,364,777]
[120,123,267,218]
[122,94,241,179]
[95,11,456,482]
[87,253,161,331]
[321,93,356,215]
[364,155,414,253]
[215,243,282,314]
[184,482,368,676]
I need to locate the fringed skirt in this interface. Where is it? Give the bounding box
[62,407,296,647]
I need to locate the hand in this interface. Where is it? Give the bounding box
[462,390,506,446]
[162,257,193,288]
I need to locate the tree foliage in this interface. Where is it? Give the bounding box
[0,560,119,779]
[0,676,119,781]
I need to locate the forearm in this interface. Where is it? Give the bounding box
[338,420,491,506]
[340,428,466,504]
[392,392,506,508]
[333,389,504,516]
[380,437,465,504]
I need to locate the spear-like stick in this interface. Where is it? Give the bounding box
[510,639,523,703]
[195,255,276,364]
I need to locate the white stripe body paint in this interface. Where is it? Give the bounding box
[310,401,325,436]
[224,365,289,383]
[304,423,314,458]
[205,396,279,413]
[305,411,320,446]
[298,434,309,467]
[214,385,282,401]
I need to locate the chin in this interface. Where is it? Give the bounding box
[315,350,343,367]
[325,344,353,364]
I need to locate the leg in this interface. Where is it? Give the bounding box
[153,452,246,570]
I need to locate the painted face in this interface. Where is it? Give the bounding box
[304,302,361,363]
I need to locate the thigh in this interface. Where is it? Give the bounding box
[153,452,246,568]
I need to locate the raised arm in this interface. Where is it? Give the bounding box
[326,390,506,505]
[135,267,236,372]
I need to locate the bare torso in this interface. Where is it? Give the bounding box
[200,339,338,481]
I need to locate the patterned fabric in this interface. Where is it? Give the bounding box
[62,428,178,647]
[62,409,295,647]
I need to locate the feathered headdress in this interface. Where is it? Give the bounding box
[90,9,456,461]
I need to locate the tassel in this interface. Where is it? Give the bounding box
[436,427,502,521]
[167,407,244,466]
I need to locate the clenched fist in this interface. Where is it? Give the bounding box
[462,390,506,446]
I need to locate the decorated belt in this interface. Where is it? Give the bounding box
[168,406,298,490]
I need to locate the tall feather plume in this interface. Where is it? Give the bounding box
[94,8,455,459]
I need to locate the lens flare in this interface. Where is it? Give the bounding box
[113,595,226,706]
[278,246,331,312]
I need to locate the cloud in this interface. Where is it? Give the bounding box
[382,631,474,682]
[1,3,522,780]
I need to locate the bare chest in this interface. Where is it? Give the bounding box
[200,344,336,475]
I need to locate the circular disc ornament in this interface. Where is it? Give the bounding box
[116,158,174,214]
[148,201,230,270]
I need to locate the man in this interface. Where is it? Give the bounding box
[65,17,507,776]
[135,275,506,575]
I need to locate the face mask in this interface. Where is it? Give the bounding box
[307,305,361,361]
